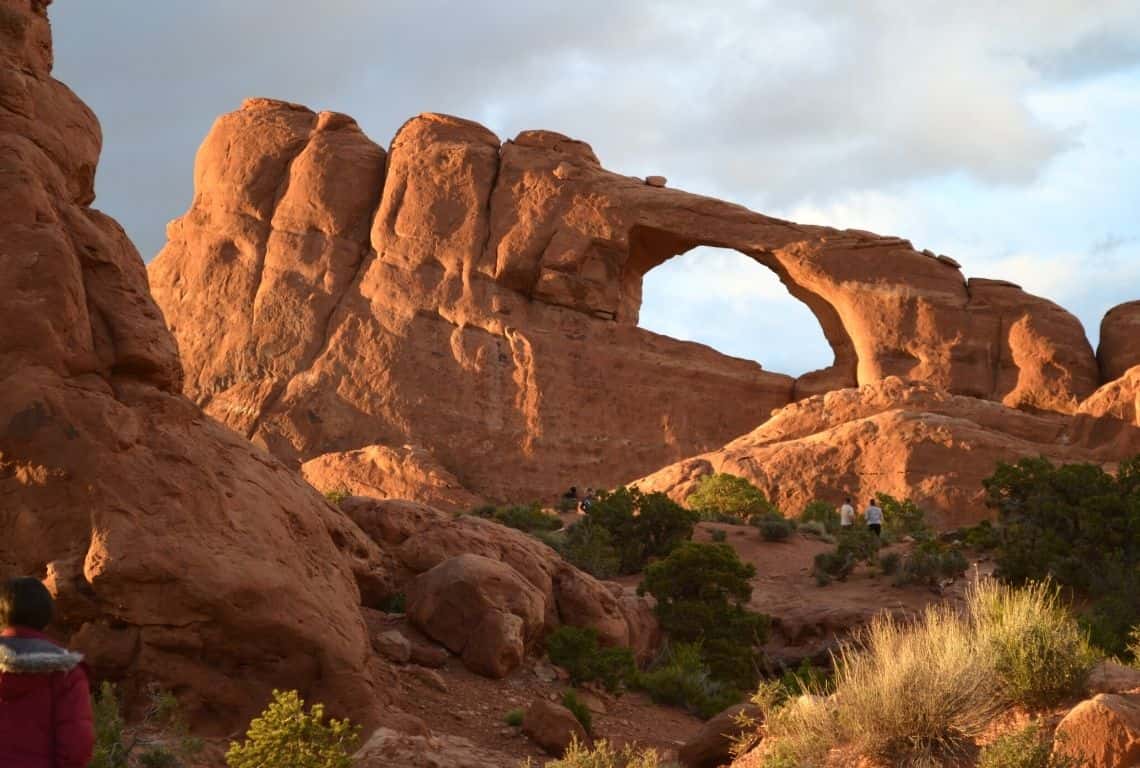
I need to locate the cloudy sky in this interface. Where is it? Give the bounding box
[52,2,1140,376]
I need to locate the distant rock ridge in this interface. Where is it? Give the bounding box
[149,97,1124,507]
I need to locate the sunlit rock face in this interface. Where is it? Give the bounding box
[150,99,1103,506]
[0,0,392,732]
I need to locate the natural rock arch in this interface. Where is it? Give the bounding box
[150,105,1101,505]
[619,225,857,397]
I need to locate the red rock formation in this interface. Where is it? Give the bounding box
[149,100,1101,506]
[634,377,1140,529]
[301,443,483,512]
[0,0,389,731]
[1100,301,1140,384]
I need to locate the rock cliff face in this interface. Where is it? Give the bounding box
[0,0,390,730]
[150,99,1103,506]
[1100,301,1140,384]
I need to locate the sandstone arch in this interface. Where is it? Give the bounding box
[150,105,1101,505]
[619,226,857,398]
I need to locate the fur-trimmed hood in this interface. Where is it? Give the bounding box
[0,636,84,674]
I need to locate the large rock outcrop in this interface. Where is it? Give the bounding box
[150,99,1103,506]
[635,377,1140,529]
[1100,302,1140,384]
[0,0,390,730]
[341,496,660,665]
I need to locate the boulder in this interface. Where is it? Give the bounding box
[355,728,514,768]
[680,702,763,768]
[302,444,483,513]
[0,0,388,731]
[405,554,546,678]
[522,700,588,756]
[1088,661,1140,696]
[409,640,450,668]
[375,630,411,664]
[1053,693,1140,768]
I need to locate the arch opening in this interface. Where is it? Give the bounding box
[636,245,836,378]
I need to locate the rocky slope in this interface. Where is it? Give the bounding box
[149,98,1113,508]
[635,377,1140,528]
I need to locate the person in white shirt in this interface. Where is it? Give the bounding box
[864,498,884,537]
[838,497,855,528]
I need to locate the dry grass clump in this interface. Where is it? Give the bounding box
[524,737,660,767]
[971,579,1098,708]
[743,579,1099,767]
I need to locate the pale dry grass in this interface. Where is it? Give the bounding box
[744,579,1095,767]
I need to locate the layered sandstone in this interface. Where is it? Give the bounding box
[150,100,1101,506]
[634,377,1140,529]
[0,0,390,730]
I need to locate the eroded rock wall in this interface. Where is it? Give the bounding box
[151,99,1102,505]
[0,0,391,731]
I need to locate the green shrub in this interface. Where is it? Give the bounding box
[778,659,833,699]
[576,486,697,575]
[226,689,360,768]
[636,642,741,719]
[686,473,777,522]
[960,519,1001,551]
[561,690,593,734]
[545,626,636,691]
[469,502,561,533]
[711,528,727,543]
[984,455,1140,656]
[878,551,901,575]
[91,683,201,768]
[323,488,350,505]
[796,520,831,540]
[798,500,840,534]
[639,542,768,688]
[876,493,931,541]
[977,722,1077,768]
[533,737,661,768]
[563,519,621,578]
[893,540,968,587]
[504,708,524,727]
[755,516,794,541]
[812,526,881,585]
[972,579,1098,708]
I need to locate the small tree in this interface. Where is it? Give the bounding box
[876,492,930,541]
[582,487,697,574]
[798,500,840,534]
[90,682,201,768]
[226,690,360,768]
[686,473,777,522]
[639,542,769,689]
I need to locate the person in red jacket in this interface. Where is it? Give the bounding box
[0,577,94,768]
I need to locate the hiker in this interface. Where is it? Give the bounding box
[579,487,595,513]
[864,497,884,537]
[838,496,855,528]
[563,486,579,501]
[0,577,94,768]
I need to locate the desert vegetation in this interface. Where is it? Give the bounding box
[561,486,697,576]
[686,472,779,523]
[91,683,202,768]
[984,454,1140,656]
[744,578,1099,766]
[225,689,359,768]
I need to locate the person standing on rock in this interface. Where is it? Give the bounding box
[0,577,94,768]
[839,497,855,528]
[864,498,884,537]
